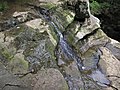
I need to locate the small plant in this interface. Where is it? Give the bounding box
[0,1,8,11]
[90,0,101,15]
[90,0,111,15]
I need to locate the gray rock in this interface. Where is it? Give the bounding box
[33,68,68,90]
[99,47,120,90]
[0,0,120,90]
[0,62,33,90]
[106,39,120,60]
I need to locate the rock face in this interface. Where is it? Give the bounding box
[0,0,120,90]
[33,68,68,90]
[99,47,120,90]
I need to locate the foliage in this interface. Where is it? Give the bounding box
[0,1,8,11]
[90,0,111,15]
[0,0,36,12]
[90,0,101,15]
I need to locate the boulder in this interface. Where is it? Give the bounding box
[0,0,120,90]
[106,38,120,60]
[33,68,68,90]
[13,11,32,23]
[99,47,120,90]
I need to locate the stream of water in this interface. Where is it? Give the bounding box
[32,5,111,90]
[0,2,119,90]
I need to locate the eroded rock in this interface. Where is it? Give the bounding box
[0,62,33,90]
[33,68,68,90]
[99,47,120,90]
[13,11,33,23]
[0,0,120,90]
[106,39,120,61]
[39,0,60,4]
[25,19,48,33]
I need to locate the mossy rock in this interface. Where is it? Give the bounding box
[6,52,28,74]
[41,2,75,31]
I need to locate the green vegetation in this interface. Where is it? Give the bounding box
[90,0,110,15]
[0,1,8,11]
[0,0,36,12]
[90,0,101,14]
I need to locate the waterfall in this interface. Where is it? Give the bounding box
[32,5,110,89]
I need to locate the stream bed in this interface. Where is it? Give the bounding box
[0,1,120,90]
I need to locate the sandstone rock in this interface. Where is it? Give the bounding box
[25,19,48,33]
[0,0,120,90]
[13,12,29,18]
[106,38,120,60]
[6,50,28,74]
[0,62,33,90]
[25,18,57,46]
[76,14,100,40]
[99,47,120,90]
[13,11,32,23]
[33,68,68,90]
[78,29,110,54]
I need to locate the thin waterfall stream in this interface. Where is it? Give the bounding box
[0,1,119,90]
[30,5,114,90]
[50,21,84,71]
[31,4,85,71]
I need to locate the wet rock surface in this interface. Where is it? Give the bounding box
[0,0,120,90]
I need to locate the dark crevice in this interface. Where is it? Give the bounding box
[2,83,22,90]
[107,75,120,78]
[74,17,86,22]
[104,83,119,90]
[78,27,100,41]
[14,71,32,78]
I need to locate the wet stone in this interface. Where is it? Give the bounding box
[0,0,120,90]
[22,32,57,73]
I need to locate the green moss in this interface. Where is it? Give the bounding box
[7,53,28,73]
[48,25,58,43]
[41,2,57,10]
[5,25,25,37]
[46,39,56,59]
[55,8,75,29]
[1,48,14,60]
[41,2,74,30]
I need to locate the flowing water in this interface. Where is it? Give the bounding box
[32,4,84,70]
[0,2,118,90]
[26,5,111,90]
